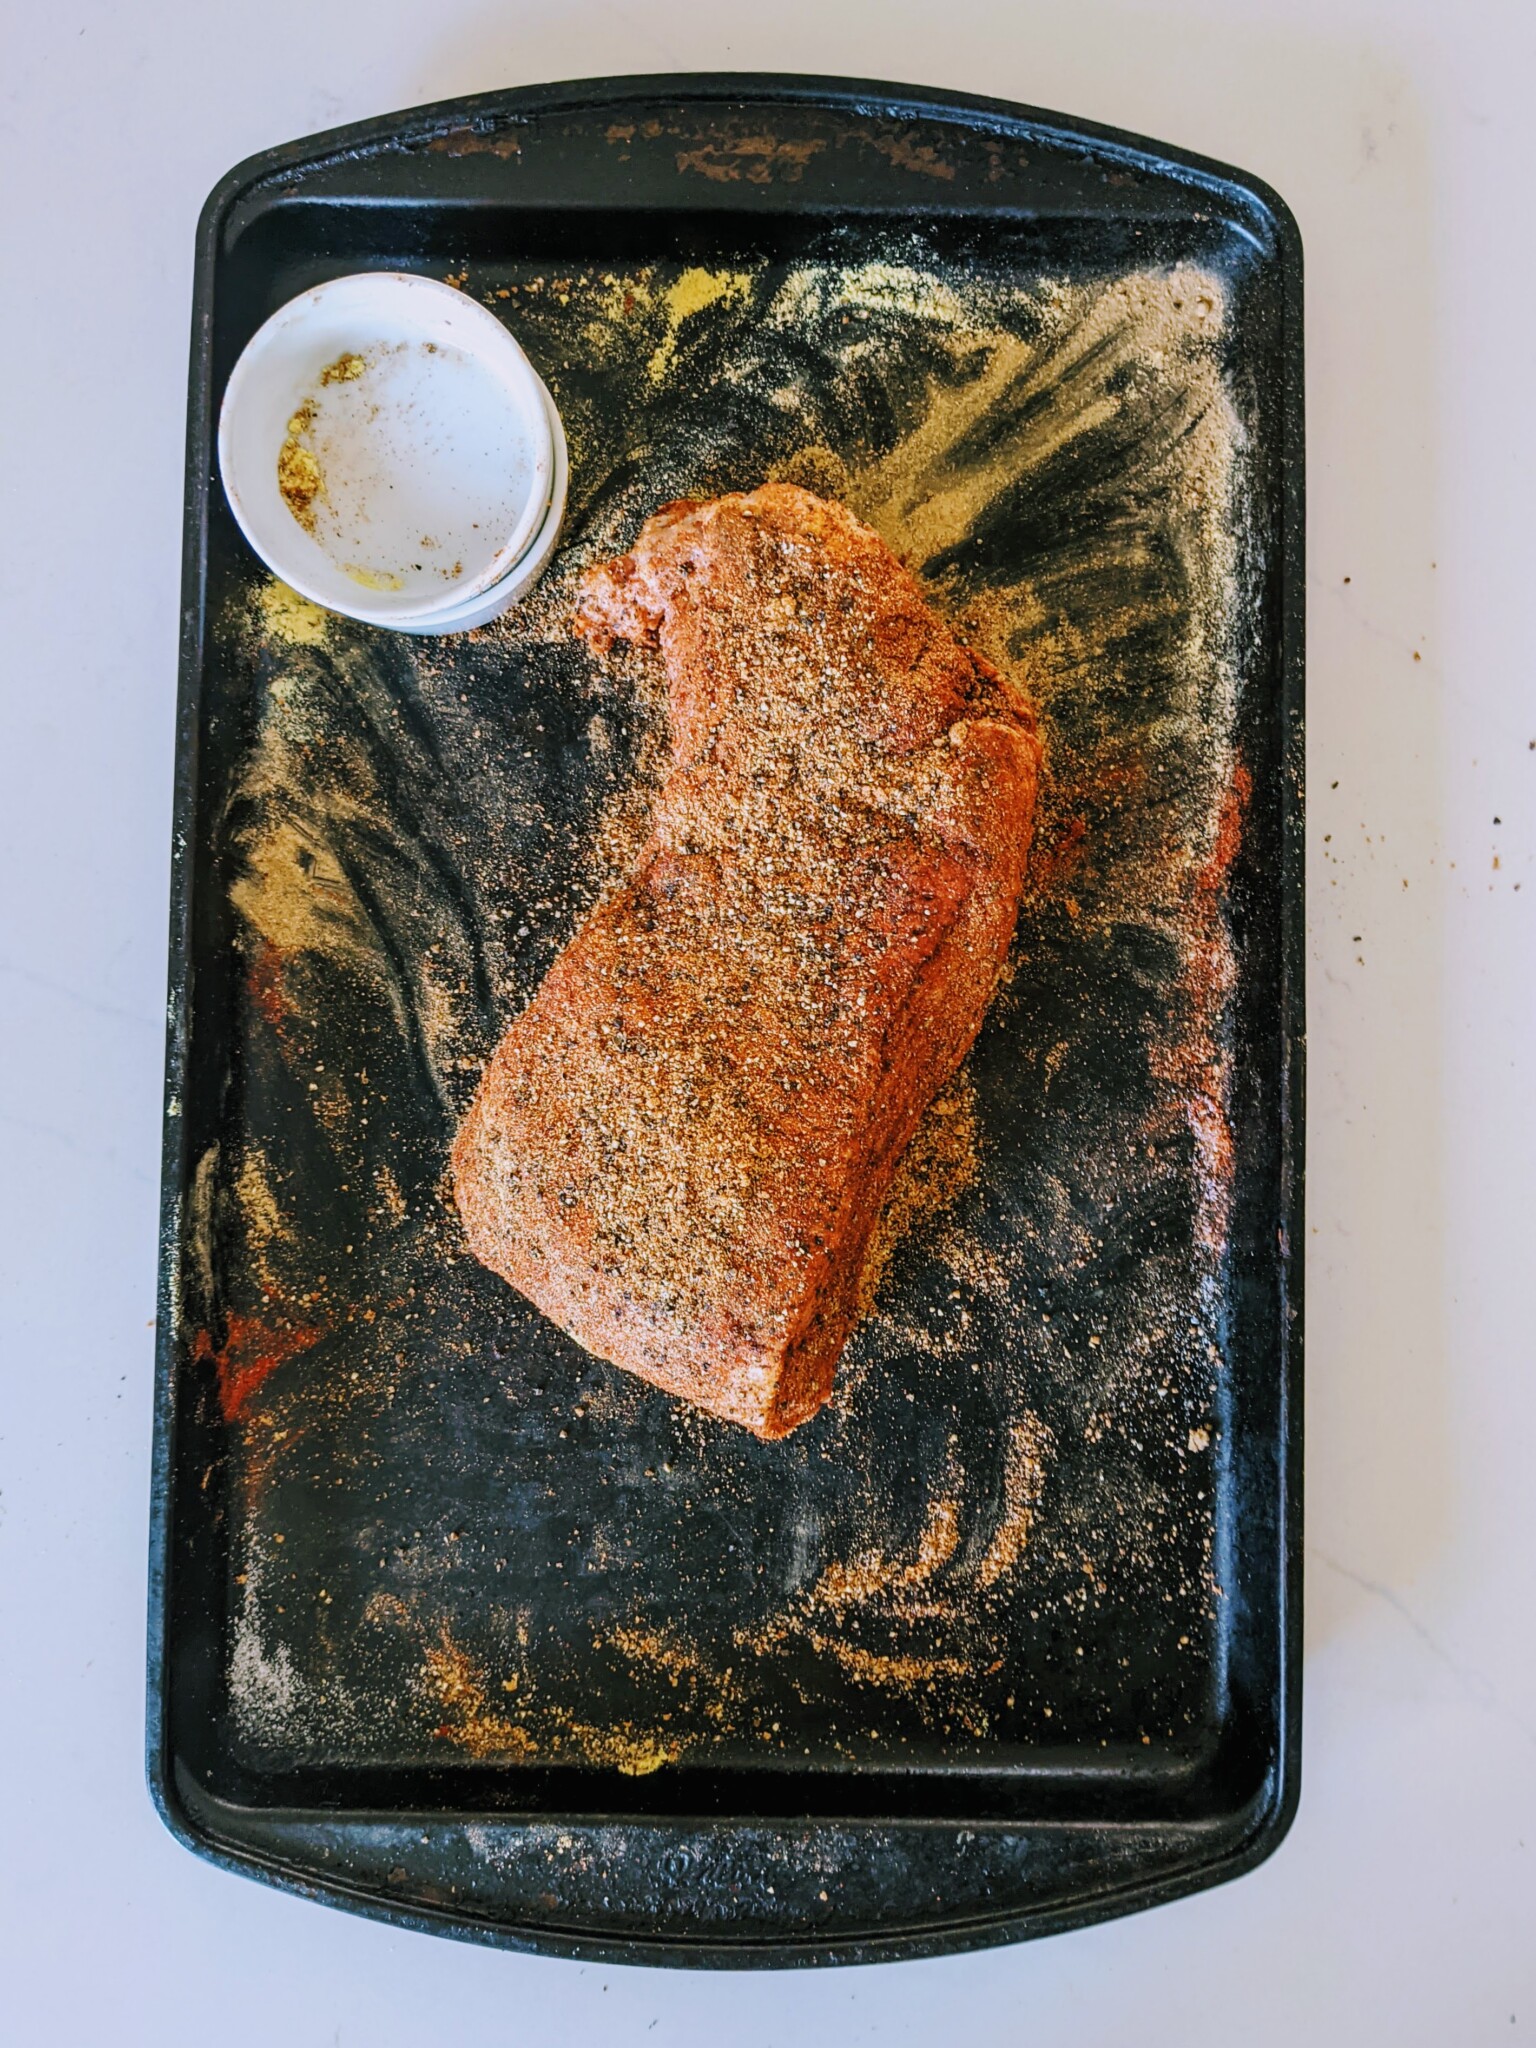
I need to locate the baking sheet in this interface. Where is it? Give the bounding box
[151,75,1303,1961]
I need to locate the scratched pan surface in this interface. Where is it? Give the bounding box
[150,76,1303,1964]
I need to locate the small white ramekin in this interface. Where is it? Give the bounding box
[218,272,563,631]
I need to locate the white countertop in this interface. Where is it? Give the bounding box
[2,1,1532,2040]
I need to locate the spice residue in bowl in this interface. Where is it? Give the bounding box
[277,400,323,535]
[318,351,367,386]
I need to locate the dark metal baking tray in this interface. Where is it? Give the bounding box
[149,73,1303,1965]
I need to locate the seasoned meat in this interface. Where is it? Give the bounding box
[453,485,1040,1437]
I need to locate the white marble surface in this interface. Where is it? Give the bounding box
[2,1,1533,2039]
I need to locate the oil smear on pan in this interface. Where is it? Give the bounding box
[204,245,1251,1773]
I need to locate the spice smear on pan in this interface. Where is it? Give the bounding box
[205,243,1251,1774]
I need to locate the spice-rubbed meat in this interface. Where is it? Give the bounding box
[453,485,1040,1437]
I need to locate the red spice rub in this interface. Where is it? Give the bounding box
[453,485,1040,1436]
[193,1314,324,1422]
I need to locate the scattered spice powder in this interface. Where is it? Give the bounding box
[221,247,1249,1766]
